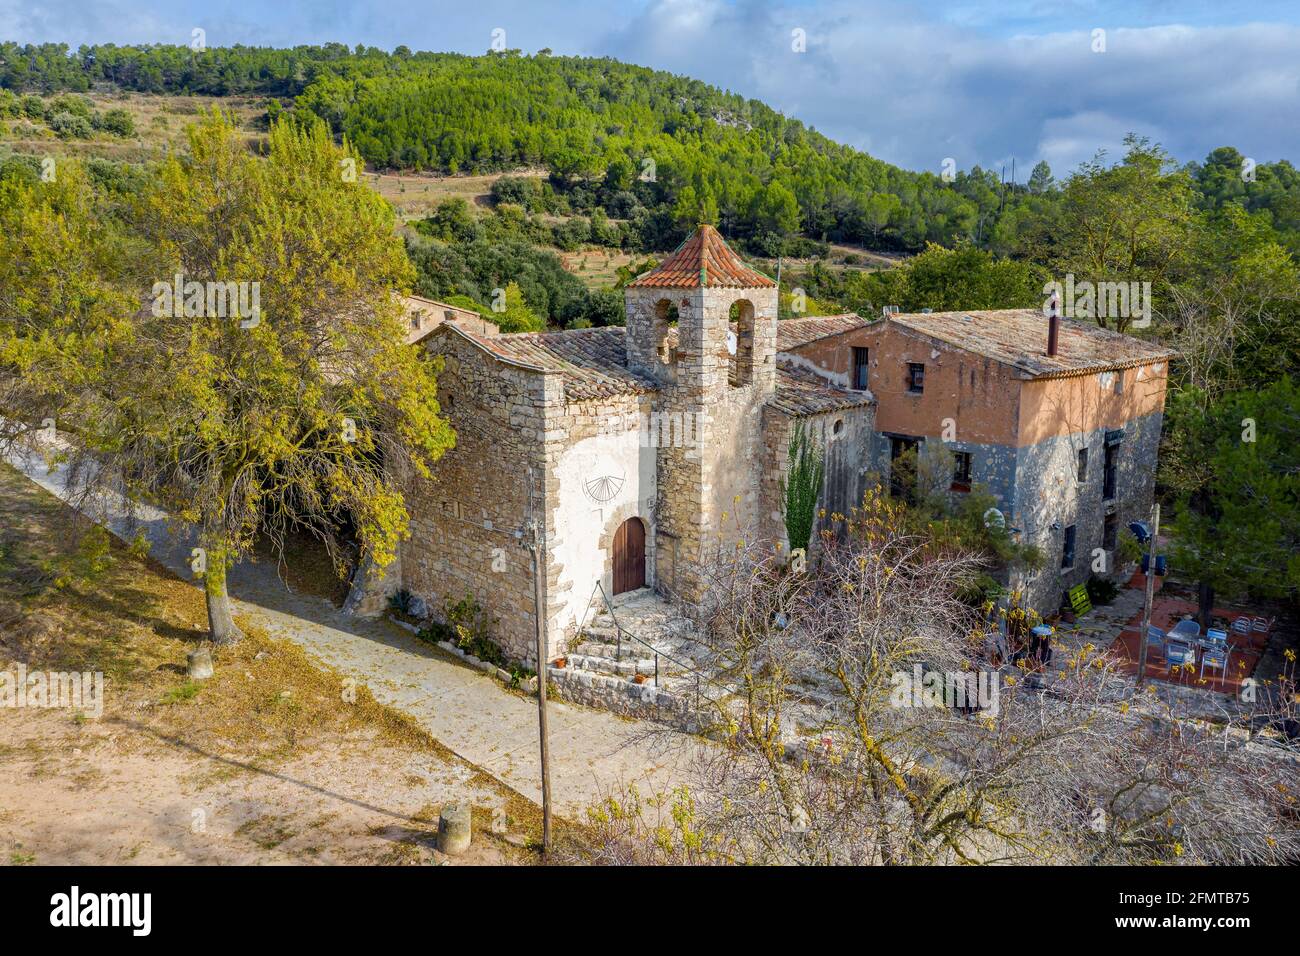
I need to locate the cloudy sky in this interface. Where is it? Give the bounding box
[3,0,1298,177]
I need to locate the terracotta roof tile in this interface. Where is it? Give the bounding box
[886,309,1176,378]
[770,363,875,416]
[627,224,776,289]
[461,326,659,401]
[776,314,869,350]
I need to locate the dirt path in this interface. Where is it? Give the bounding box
[6,451,692,818]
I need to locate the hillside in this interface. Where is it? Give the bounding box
[6,42,1297,261]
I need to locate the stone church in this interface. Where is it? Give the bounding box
[380,225,1172,667]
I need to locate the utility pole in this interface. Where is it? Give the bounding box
[523,468,553,852]
[1135,502,1161,688]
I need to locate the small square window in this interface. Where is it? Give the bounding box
[1061,525,1077,569]
[951,451,972,492]
[907,363,925,394]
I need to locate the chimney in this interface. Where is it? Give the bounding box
[1047,289,1061,357]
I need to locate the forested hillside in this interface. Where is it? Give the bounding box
[2,40,1297,620]
[6,42,1300,258]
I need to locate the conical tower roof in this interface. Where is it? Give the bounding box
[627,224,777,289]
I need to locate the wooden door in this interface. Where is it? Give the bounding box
[612,517,646,595]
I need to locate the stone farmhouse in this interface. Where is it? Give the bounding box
[379,225,1172,666]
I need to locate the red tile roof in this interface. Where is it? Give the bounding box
[776,314,869,350]
[627,224,777,289]
[886,310,1175,378]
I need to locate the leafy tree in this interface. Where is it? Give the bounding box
[492,280,545,332]
[1167,378,1300,626]
[76,112,452,643]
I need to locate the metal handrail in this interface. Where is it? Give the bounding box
[575,579,724,708]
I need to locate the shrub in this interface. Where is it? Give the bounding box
[49,111,93,139]
[387,588,415,616]
[99,107,136,137]
[418,593,506,666]
[1086,574,1122,606]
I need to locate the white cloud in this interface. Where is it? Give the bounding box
[2,0,1298,176]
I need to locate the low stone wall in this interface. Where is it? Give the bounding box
[547,666,696,728]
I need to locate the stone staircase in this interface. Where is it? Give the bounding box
[548,587,726,722]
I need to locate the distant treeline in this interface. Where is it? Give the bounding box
[4,42,1299,256]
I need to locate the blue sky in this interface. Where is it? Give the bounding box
[3,0,1298,176]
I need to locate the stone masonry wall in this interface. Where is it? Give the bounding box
[624,284,779,601]
[400,329,561,668]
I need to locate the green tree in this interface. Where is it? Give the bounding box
[1167,378,1300,626]
[493,280,545,332]
[782,422,824,553]
[99,112,452,643]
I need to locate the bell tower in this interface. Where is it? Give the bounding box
[623,225,778,600]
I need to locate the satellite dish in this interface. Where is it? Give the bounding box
[983,507,1006,530]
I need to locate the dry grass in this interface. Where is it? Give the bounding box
[1,93,265,164]
[0,462,576,861]
[369,168,547,221]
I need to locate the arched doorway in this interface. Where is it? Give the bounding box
[612,517,646,595]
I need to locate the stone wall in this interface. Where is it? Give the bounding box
[1011,409,1163,613]
[624,284,779,601]
[544,393,658,651]
[400,329,561,667]
[760,404,876,553]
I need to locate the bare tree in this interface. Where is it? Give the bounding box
[571,491,1300,865]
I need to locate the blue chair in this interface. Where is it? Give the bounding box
[1231,617,1252,637]
[1170,619,1201,642]
[1166,640,1196,670]
[1144,624,1167,659]
[1201,646,1230,681]
[1205,628,1228,648]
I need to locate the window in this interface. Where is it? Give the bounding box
[907,363,925,394]
[1061,525,1077,569]
[1113,370,1124,394]
[889,436,919,502]
[1103,443,1119,500]
[852,347,870,390]
[951,451,972,492]
[1076,447,1088,483]
[1103,512,1118,551]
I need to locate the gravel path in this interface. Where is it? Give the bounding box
[6,451,691,817]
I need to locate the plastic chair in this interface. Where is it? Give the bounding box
[1205,628,1228,648]
[1170,619,1201,642]
[1144,625,1166,659]
[1231,617,1252,636]
[1201,646,1229,680]
[1252,616,1273,635]
[1165,640,1196,670]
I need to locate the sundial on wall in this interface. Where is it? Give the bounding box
[583,465,625,504]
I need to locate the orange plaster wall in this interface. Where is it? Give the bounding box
[1017,361,1170,445]
[785,324,1023,444]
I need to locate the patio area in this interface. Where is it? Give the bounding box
[1107,594,1270,694]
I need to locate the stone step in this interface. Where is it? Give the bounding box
[566,653,657,678]
[574,640,641,661]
